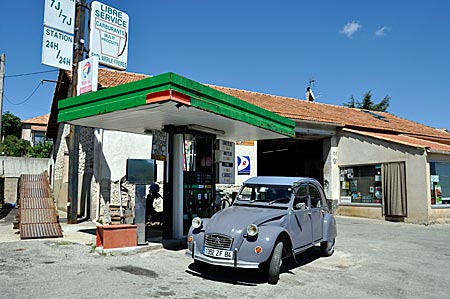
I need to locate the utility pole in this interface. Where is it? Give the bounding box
[67,0,86,224]
[0,54,5,142]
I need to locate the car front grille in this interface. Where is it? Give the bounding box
[204,233,233,250]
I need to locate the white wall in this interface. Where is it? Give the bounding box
[100,130,153,182]
[0,156,51,177]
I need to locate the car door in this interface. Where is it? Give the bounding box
[290,183,313,251]
[308,183,324,244]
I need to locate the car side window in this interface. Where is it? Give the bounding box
[309,184,322,208]
[294,184,308,209]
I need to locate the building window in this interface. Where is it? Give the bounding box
[340,164,382,204]
[430,162,450,206]
[33,132,45,146]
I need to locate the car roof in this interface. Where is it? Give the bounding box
[243,176,319,187]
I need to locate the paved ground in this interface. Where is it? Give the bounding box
[1,209,449,299]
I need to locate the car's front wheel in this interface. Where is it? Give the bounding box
[320,238,335,257]
[268,241,283,284]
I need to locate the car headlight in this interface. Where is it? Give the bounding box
[192,217,202,229]
[247,224,259,236]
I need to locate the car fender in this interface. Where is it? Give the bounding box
[322,213,337,241]
[239,225,290,263]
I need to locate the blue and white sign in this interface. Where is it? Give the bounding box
[237,156,251,175]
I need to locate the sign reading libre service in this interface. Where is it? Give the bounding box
[89,1,129,70]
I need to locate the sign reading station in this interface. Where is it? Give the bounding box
[89,1,129,70]
[42,26,73,70]
[42,0,75,70]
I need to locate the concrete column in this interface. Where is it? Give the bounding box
[323,136,340,212]
[172,134,184,239]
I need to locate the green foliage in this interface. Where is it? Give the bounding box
[29,141,53,158]
[2,111,22,138]
[0,111,52,158]
[344,90,391,112]
[0,135,31,157]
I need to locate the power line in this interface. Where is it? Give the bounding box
[4,81,43,105]
[5,69,58,78]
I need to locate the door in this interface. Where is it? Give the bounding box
[308,183,324,243]
[382,162,407,219]
[290,183,312,251]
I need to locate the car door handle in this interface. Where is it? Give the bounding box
[308,212,312,216]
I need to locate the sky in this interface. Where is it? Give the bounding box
[1,0,450,130]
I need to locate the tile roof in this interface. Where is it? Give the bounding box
[30,125,47,132]
[343,128,450,153]
[22,114,50,125]
[97,68,148,88]
[208,85,450,141]
[54,69,450,149]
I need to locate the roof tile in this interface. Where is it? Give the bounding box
[75,69,450,145]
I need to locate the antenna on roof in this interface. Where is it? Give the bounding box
[306,79,316,102]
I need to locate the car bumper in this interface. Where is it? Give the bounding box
[186,241,260,269]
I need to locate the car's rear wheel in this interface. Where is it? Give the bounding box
[320,238,335,257]
[268,241,283,284]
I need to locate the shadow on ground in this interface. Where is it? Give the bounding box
[185,247,322,285]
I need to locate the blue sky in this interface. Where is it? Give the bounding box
[1,0,450,130]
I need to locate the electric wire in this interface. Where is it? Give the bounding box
[4,69,58,78]
[4,81,43,106]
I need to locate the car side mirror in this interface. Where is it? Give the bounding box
[295,202,306,210]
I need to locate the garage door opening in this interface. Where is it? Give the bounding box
[257,139,324,183]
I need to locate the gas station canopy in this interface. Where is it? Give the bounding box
[58,72,295,140]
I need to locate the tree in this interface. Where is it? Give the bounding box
[0,135,31,157]
[0,111,52,158]
[344,90,391,112]
[2,111,22,138]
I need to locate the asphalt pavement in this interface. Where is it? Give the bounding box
[1,209,449,299]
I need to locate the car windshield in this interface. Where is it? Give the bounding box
[236,185,293,205]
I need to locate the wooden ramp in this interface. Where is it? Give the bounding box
[19,174,62,239]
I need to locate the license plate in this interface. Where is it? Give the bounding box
[203,246,233,259]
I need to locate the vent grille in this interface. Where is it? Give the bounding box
[204,233,233,250]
